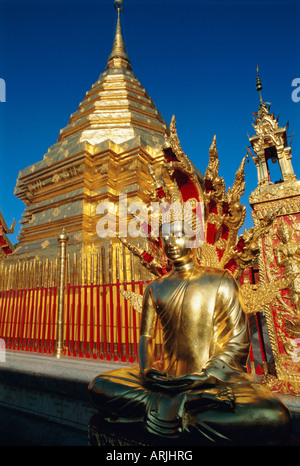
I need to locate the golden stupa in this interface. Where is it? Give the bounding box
[10,3,168,268]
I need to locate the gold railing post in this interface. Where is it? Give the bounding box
[56,228,69,359]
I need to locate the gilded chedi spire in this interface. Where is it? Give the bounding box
[107,0,131,70]
[56,0,167,147]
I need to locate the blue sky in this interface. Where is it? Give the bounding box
[0,0,299,245]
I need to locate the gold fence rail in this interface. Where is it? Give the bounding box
[0,243,154,291]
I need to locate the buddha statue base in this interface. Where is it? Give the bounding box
[88,413,149,447]
[88,407,294,447]
[87,411,238,447]
[88,412,199,447]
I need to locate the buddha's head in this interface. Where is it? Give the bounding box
[160,221,194,264]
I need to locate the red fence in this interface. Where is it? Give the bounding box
[0,287,57,354]
[0,280,164,363]
[0,279,270,373]
[62,280,160,362]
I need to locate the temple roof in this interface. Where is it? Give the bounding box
[57,2,168,149]
[248,65,296,188]
[250,65,288,144]
[0,211,15,257]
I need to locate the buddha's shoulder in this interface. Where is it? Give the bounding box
[199,266,237,282]
[147,266,233,288]
[196,265,226,276]
[190,265,229,279]
[195,267,239,294]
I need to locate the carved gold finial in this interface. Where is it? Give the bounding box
[114,0,124,11]
[256,63,263,104]
[57,227,69,243]
[107,0,131,70]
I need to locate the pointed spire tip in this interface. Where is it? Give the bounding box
[114,0,124,11]
[256,63,263,104]
[107,0,131,70]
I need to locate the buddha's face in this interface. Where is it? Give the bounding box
[161,222,192,262]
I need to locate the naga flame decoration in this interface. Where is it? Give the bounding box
[120,115,278,314]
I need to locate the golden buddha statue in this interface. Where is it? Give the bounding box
[88,221,291,445]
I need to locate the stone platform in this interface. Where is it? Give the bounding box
[0,350,126,446]
[0,350,299,446]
